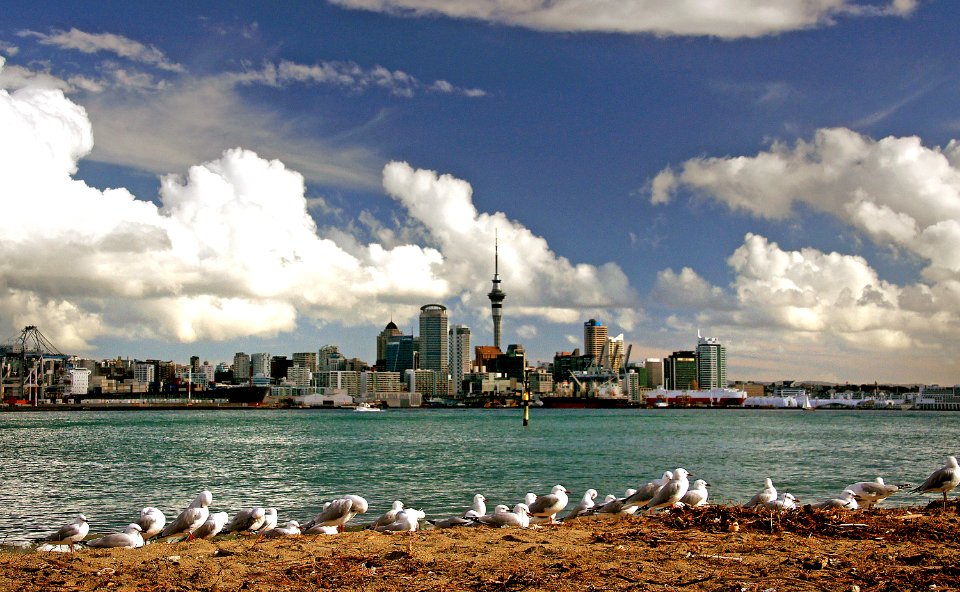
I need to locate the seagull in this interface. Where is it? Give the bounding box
[224,507,266,534]
[262,521,302,538]
[527,485,569,524]
[161,490,212,540]
[744,478,778,509]
[766,493,798,511]
[371,501,405,530]
[680,479,710,507]
[193,512,229,540]
[594,489,637,515]
[39,514,89,552]
[912,456,960,509]
[810,489,860,510]
[427,516,479,529]
[302,495,368,533]
[374,509,426,532]
[136,508,166,541]
[463,494,487,519]
[646,468,691,513]
[845,478,909,509]
[623,471,673,510]
[477,504,530,528]
[562,489,598,520]
[87,523,144,549]
[254,508,278,533]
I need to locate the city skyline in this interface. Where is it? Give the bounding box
[2,2,959,384]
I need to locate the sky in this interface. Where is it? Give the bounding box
[1,0,958,385]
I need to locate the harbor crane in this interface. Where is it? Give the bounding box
[0,326,70,405]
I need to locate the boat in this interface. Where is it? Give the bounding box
[644,388,748,408]
[539,370,639,409]
[353,401,383,413]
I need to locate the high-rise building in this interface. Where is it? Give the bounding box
[696,333,727,389]
[293,351,319,373]
[607,334,625,373]
[664,351,698,390]
[487,235,506,350]
[190,355,200,374]
[419,304,448,377]
[645,358,664,388]
[251,352,271,377]
[385,334,417,374]
[449,325,471,397]
[376,321,404,368]
[233,352,251,383]
[583,319,608,368]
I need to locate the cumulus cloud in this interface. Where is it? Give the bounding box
[381,161,641,324]
[329,0,916,38]
[651,128,960,281]
[0,64,634,352]
[0,57,72,91]
[22,28,184,72]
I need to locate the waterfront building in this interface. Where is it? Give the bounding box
[270,356,292,381]
[315,370,360,396]
[385,334,417,374]
[551,349,593,383]
[915,385,960,410]
[134,362,155,385]
[623,370,643,403]
[406,368,448,398]
[608,334,625,373]
[474,345,501,373]
[583,319,608,369]
[233,352,251,383]
[376,321,404,368]
[449,325,471,397]
[487,235,506,350]
[286,366,313,387]
[66,367,90,395]
[419,304,448,378]
[190,355,200,374]
[201,362,215,383]
[251,353,271,378]
[494,344,526,381]
[665,351,698,390]
[696,333,727,389]
[293,351,319,373]
[528,368,554,395]
[645,358,664,389]
[360,371,403,401]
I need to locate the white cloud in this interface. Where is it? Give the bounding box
[516,324,538,340]
[651,128,960,281]
[0,57,72,91]
[329,0,916,38]
[0,65,635,353]
[0,41,18,56]
[230,60,486,98]
[22,28,184,72]
[652,267,732,310]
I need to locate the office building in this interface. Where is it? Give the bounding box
[665,351,698,390]
[449,324,471,396]
[419,304,448,377]
[583,319,608,368]
[696,333,727,389]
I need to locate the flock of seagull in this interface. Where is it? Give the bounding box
[37,455,960,552]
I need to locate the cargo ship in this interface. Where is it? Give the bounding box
[644,387,747,408]
[538,369,640,409]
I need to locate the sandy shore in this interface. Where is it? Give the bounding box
[3,503,958,591]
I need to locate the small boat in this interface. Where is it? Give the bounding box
[354,402,383,413]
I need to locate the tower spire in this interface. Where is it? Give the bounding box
[488,230,506,351]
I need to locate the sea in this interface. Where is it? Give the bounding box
[0,407,956,545]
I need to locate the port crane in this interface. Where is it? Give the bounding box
[0,326,70,405]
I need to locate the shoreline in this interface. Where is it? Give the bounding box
[3,504,957,591]
[0,403,942,412]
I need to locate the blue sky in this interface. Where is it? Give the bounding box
[2,0,958,384]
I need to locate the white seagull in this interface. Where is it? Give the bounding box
[87,523,144,549]
[193,511,229,539]
[563,489,598,520]
[646,468,691,513]
[744,478,778,509]
[845,477,908,509]
[680,479,710,507]
[371,501,405,530]
[594,489,638,515]
[303,495,369,533]
[136,507,166,541]
[810,489,860,510]
[39,514,89,552]
[161,490,212,540]
[527,484,569,524]
[622,471,673,510]
[766,493,798,511]
[374,509,426,533]
[477,504,530,528]
[912,456,960,509]
[263,520,302,538]
[224,507,266,534]
[254,508,278,533]
[463,494,487,519]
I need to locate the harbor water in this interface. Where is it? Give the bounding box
[0,408,957,544]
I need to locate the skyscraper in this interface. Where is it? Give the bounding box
[449,324,471,396]
[251,352,271,377]
[419,304,449,377]
[487,235,506,350]
[696,332,727,389]
[233,352,251,383]
[665,350,698,390]
[376,321,403,368]
[583,319,608,368]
